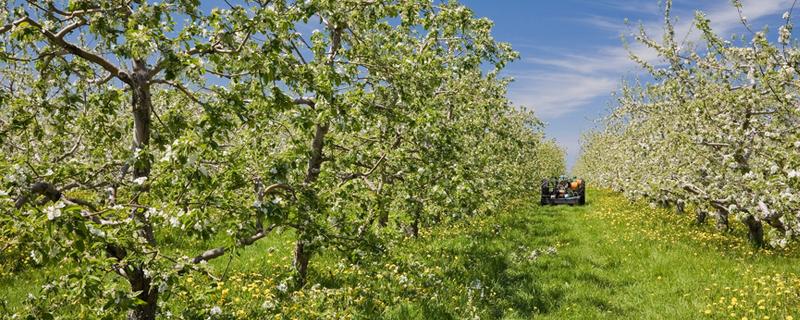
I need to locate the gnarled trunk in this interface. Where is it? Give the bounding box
[715,208,730,232]
[293,123,329,285]
[127,62,158,319]
[742,215,764,248]
[675,200,685,215]
[293,240,310,286]
[377,195,389,227]
[131,69,152,178]
[130,69,157,245]
[127,267,158,320]
[695,208,707,225]
[409,215,419,237]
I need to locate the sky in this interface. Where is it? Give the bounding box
[459,0,798,171]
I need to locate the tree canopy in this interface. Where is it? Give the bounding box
[0,1,562,318]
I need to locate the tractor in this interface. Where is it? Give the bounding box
[541,176,585,206]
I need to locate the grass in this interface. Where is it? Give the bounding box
[2,189,800,319]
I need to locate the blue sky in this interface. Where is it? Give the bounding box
[460,0,798,170]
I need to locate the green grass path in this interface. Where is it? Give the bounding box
[460,189,800,319]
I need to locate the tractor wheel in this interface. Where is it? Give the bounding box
[540,179,550,206]
[578,188,586,205]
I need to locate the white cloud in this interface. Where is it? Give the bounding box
[510,74,617,119]
[585,0,662,15]
[505,0,795,169]
[511,0,795,121]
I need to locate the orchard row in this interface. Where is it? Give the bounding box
[576,0,800,249]
[0,1,563,319]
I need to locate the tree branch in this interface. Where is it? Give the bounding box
[0,17,29,34]
[191,224,277,264]
[293,97,316,108]
[152,79,204,106]
[11,16,130,83]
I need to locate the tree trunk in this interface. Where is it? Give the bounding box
[695,208,707,225]
[377,196,389,227]
[675,200,685,215]
[127,62,158,318]
[715,208,730,231]
[378,211,389,228]
[293,123,329,285]
[293,240,310,286]
[408,202,421,238]
[409,215,419,237]
[131,65,152,178]
[304,123,329,184]
[127,267,158,320]
[742,215,764,248]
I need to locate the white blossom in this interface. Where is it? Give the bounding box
[133,176,147,185]
[198,165,209,177]
[209,306,222,315]
[88,226,106,238]
[29,250,40,264]
[45,202,65,220]
[160,145,175,162]
[277,282,288,293]
[779,25,792,45]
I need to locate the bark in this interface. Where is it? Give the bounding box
[675,200,685,215]
[378,209,389,228]
[407,200,421,238]
[131,62,152,178]
[293,123,330,285]
[304,123,330,184]
[764,218,787,234]
[377,194,389,227]
[758,201,787,234]
[742,215,764,248]
[127,267,158,320]
[15,182,61,209]
[293,240,310,286]
[409,215,419,238]
[714,208,730,231]
[695,208,707,225]
[127,61,157,319]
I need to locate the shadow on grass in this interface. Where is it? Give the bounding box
[316,201,626,319]
[414,203,607,319]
